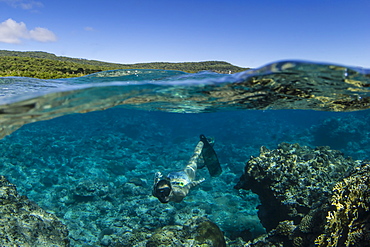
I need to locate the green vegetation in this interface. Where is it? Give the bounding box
[0,50,247,79]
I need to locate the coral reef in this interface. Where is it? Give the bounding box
[72,179,113,202]
[0,109,267,246]
[0,175,69,246]
[315,161,370,246]
[235,143,356,231]
[1,108,370,246]
[108,216,235,247]
[235,143,366,246]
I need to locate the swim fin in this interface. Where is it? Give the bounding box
[200,134,222,177]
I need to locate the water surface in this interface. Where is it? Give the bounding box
[0,60,369,246]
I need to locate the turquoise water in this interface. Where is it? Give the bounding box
[0,60,370,246]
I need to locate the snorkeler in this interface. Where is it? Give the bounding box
[152,134,222,203]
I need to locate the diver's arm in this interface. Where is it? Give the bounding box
[170,178,205,203]
[152,172,163,196]
[153,172,163,185]
[187,178,205,189]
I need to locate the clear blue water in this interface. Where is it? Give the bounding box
[0,60,369,246]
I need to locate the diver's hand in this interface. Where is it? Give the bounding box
[154,172,163,184]
[155,172,163,178]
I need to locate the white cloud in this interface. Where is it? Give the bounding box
[84,26,95,32]
[0,18,57,44]
[0,0,43,10]
[29,27,57,42]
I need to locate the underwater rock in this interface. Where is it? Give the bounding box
[108,216,227,247]
[315,161,370,246]
[185,216,226,247]
[128,177,146,187]
[235,143,361,246]
[121,181,148,196]
[243,220,294,247]
[0,175,69,246]
[72,179,111,202]
[235,143,356,231]
[40,173,59,187]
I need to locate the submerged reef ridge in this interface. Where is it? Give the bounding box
[0,176,69,246]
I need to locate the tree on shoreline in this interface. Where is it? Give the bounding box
[0,50,247,79]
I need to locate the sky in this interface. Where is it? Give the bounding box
[0,0,369,68]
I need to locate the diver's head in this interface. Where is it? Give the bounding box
[153,179,172,203]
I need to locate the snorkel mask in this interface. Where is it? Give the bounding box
[153,172,172,203]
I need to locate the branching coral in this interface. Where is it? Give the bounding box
[315,162,370,246]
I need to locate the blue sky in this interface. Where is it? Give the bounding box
[0,0,369,68]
